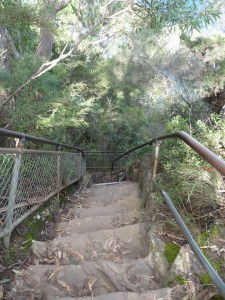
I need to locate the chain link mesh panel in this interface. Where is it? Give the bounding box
[0,153,14,230]
[85,152,124,170]
[114,146,150,171]
[0,149,85,238]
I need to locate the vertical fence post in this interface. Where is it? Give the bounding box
[82,153,86,176]
[77,152,81,179]
[56,146,61,203]
[3,143,23,248]
[152,141,161,180]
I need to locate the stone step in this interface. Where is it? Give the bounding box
[56,210,146,236]
[31,223,149,264]
[75,202,132,219]
[80,191,140,207]
[12,259,167,300]
[75,195,140,218]
[94,181,126,186]
[89,181,139,198]
[53,289,172,300]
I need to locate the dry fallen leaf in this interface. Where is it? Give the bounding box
[57,280,71,292]
[12,269,24,276]
[88,278,97,291]
[58,250,62,259]
[91,250,98,259]
[158,230,184,241]
[68,249,84,262]
[48,266,62,280]
[113,256,121,263]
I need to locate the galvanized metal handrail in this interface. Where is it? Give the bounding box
[0,128,85,157]
[154,181,225,297]
[111,130,225,297]
[112,130,225,175]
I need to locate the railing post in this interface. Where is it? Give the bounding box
[152,141,161,180]
[3,139,24,248]
[55,146,62,205]
[82,153,86,175]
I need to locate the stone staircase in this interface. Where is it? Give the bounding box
[10,181,176,300]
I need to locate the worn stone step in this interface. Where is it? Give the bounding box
[53,289,173,300]
[89,181,139,198]
[80,191,140,207]
[12,259,165,300]
[75,202,132,219]
[56,210,146,236]
[75,195,141,218]
[31,223,149,264]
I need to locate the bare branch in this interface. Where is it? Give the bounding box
[55,0,72,12]
[105,7,129,19]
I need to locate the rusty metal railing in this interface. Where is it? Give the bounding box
[0,128,86,247]
[112,131,225,175]
[112,130,225,297]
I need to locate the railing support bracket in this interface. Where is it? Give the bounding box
[153,141,161,180]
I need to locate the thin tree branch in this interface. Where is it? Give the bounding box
[55,0,72,12]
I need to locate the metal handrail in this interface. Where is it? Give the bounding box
[112,130,225,175]
[85,151,124,154]
[111,130,225,297]
[154,181,225,297]
[0,128,85,157]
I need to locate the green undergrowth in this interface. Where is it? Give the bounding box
[159,114,225,209]
[2,191,69,266]
[210,296,225,300]
[200,259,223,285]
[23,207,52,250]
[175,275,188,284]
[198,225,219,247]
[23,192,68,249]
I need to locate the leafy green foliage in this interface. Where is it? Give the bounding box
[0,0,224,155]
[37,83,95,129]
[136,0,222,32]
[0,0,48,53]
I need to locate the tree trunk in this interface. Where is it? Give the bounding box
[35,0,72,60]
[0,26,10,71]
[36,28,54,59]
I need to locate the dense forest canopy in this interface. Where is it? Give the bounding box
[0,0,224,151]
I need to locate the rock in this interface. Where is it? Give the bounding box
[170,245,204,278]
[31,240,49,259]
[146,225,169,281]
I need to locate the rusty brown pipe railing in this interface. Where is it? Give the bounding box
[112,130,225,297]
[0,128,85,157]
[112,130,225,175]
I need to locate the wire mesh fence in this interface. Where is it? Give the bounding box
[112,145,151,172]
[85,152,124,170]
[0,148,85,240]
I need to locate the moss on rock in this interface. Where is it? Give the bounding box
[164,242,180,265]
